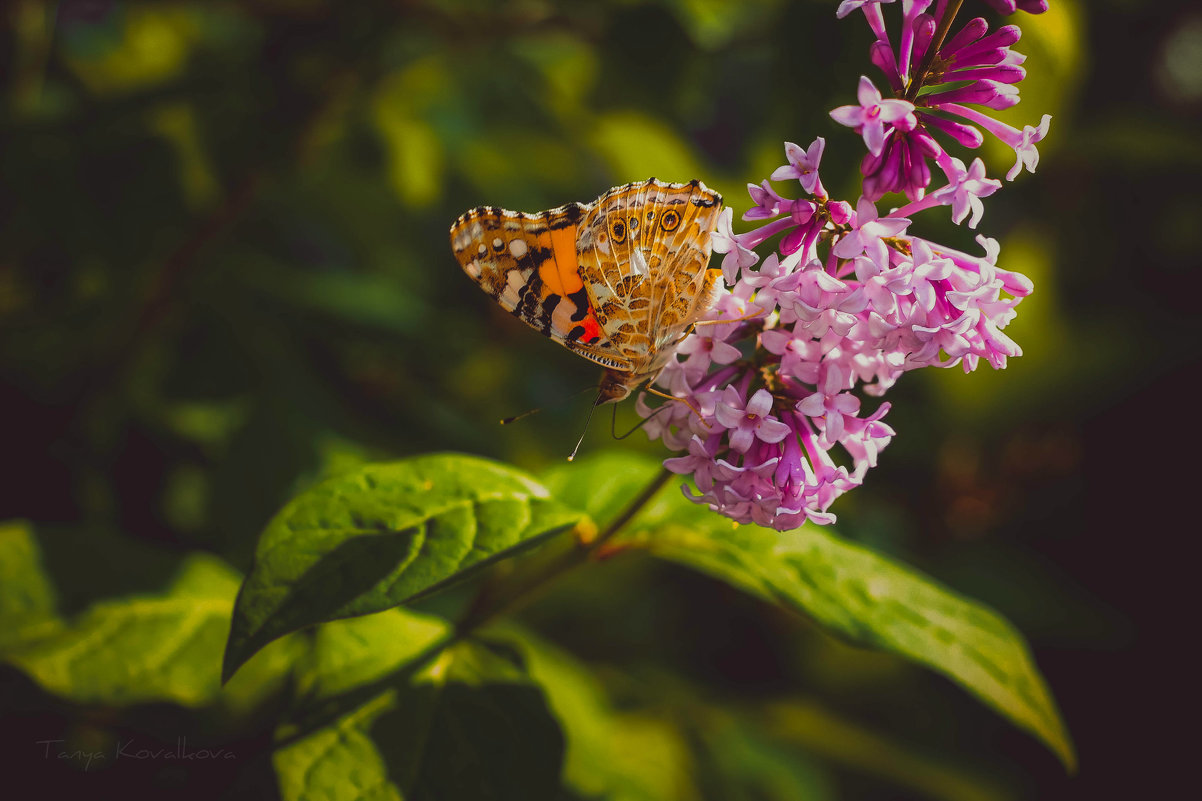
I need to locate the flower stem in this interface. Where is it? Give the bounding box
[905,0,963,102]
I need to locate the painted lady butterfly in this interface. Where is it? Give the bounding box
[449,178,723,404]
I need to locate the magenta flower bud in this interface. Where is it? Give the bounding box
[949,64,1027,85]
[827,200,854,224]
[953,26,1023,64]
[928,79,1021,110]
[918,112,985,148]
[773,433,807,495]
[908,13,936,77]
[869,40,904,92]
[983,0,1048,16]
[941,17,989,56]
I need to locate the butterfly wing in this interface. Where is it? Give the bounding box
[644,182,725,355]
[576,179,723,371]
[449,203,635,372]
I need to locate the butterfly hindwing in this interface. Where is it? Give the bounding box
[646,184,724,350]
[575,180,722,365]
[449,204,634,372]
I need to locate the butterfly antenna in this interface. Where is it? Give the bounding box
[567,393,603,462]
[611,402,670,440]
[501,384,600,426]
[500,407,542,426]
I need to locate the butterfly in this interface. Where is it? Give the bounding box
[449,178,724,405]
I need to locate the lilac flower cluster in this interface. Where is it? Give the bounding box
[637,0,1050,530]
[836,0,1052,199]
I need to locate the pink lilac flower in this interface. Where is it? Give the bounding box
[711,207,759,283]
[893,154,1000,228]
[770,138,829,196]
[715,387,792,452]
[830,76,918,157]
[634,0,1043,532]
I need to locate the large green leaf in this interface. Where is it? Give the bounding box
[275,616,565,801]
[546,453,1074,771]
[223,454,586,681]
[1,552,297,708]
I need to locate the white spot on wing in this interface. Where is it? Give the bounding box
[509,239,528,258]
[500,269,525,308]
[551,295,577,333]
[630,247,649,278]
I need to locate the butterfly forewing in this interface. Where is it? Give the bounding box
[449,204,634,371]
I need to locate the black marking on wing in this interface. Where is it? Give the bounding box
[540,292,562,335]
[548,203,584,229]
[510,275,552,336]
[566,287,589,322]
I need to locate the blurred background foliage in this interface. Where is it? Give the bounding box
[1,0,1198,798]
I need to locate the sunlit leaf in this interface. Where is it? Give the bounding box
[0,520,60,649]
[223,454,586,681]
[1,553,297,708]
[292,607,450,703]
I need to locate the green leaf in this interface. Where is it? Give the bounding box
[275,627,566,801]
[499,625,700,801]
[542,450,679,527]
[0,520,61,649]
[701,715,836,801]
[551,453,1075,772]
[223,454,586,682]
[292,607,451,703]
[2,553,297,708]
[752,699,1016,801]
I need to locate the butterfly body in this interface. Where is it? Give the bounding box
[450,178,723,403]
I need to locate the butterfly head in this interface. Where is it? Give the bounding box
[597,368,646,405]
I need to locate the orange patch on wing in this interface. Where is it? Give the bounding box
[537,225,583,297]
